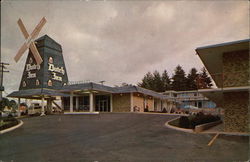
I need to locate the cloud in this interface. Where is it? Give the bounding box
[1,1,249,96]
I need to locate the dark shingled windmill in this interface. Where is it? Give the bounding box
[9,17,69,116]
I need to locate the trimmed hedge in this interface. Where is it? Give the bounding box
[189,112,220,129]
[179,116,190,128]
[0,117,19,131]
[178,112,220,129]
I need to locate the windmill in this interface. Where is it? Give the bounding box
[14,17,47,65]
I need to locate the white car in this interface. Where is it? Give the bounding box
[0,111,10,117]
[184,105,199,109]
[28,103,42,115]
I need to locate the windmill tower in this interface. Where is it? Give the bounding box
[19,35,69,90]
[9,18,69,116]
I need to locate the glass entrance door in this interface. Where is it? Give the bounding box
[95,95,110,112]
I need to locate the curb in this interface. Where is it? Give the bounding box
[165,117,250,136]
[64,112,99,115]
[0,120,24,135]
[139,112,189,116]
[165,117,194,134]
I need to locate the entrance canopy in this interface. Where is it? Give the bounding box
[60,82,166,100]
[8,88,69,99]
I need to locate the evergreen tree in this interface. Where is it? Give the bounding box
[186,68,199,90]
[162,70,171,91]
[198,67,213,89]
[138,72,154,90]
[0,98,10,110]
[172,65,187,91]
[152,70,164,92]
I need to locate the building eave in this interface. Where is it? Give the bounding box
[195,39,250,88]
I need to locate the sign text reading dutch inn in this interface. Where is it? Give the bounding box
[26,58,40,79]
[48,57,65,81]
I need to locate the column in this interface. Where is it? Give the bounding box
[47,98,52,114]
[70,92,73,112]
[153,97,155,111]
[76,97,79,111]
[130,93,133,112]
[17,98,21,117]
[41,96,45,116]
[90,92,94,112]
[110,94,113,112]
[61,98,64,111]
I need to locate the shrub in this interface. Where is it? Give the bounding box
[0,116,19,131]
[144,108,149,112]
[179,116,190,128]
[190,113,220,129]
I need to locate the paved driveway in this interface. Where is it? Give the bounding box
[0,113,248,162]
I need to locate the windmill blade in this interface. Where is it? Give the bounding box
[14,42,29,62]
[30,17,47,40]
[17,19,29,39]
[30,42,43,65]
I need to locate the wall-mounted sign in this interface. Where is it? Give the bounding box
[48,57,64,82]
[26,58,40,79]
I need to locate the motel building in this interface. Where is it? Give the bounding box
[196,39,249,133]
[8,35,174,114]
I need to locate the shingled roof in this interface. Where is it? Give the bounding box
[8,82,167,99]
[7,88,69,99]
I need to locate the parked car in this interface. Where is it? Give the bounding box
[183,105,199,109]
[0,111,9,117]
[28,103,42,115]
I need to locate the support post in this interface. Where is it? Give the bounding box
[61,97,64,111]
[41,96,45,116]
[76,96,79,111]
[17,98,21,117]
[70,91,73,112]
[47,98,52,114]
[90,92,94,112]
[110,94,113,112]
[130,93,133,112]
[153,98,155,111]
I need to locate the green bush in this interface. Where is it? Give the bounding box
[189,112,220,129]
[0,116,19,131]
[179,116,190,128]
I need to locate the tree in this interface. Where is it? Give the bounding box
[186,68,199,90]
[197,67,213,89]
[9,100,17,110]
[152,70,164,92]
[172,65,187,91]
[162,70,171,91]
[138,72,154,90]
[0,97,10,111]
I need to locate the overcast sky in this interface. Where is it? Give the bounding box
[1,0,249,96]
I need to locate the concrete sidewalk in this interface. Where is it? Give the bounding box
[201,123,250,136]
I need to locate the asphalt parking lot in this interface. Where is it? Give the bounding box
[0,113,249,162]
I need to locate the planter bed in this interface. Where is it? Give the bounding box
[168,112,221,132]
[0,117,19,131]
